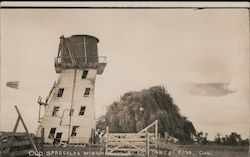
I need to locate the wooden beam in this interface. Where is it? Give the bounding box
[138,120,157,134]
[0,141,31,149]
[1,132,28,136]
[13,116,20,132]
[14,106,38,153]
[146,130,149,157]
[65,38,76,66]
[105,126,108,155]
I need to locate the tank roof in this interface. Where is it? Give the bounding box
[70,34,99,43]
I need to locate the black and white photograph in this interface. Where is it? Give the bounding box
[0,2,249,157]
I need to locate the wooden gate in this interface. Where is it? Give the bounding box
[105,120,158,156]
[104,120,190,157]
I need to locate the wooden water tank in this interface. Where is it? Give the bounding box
[61,35,99,65]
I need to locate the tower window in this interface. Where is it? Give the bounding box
[71,126,79,137]
[79,106,86,116]
[52,107,59,116]
[81,70,89,79]
[84,88,91,97]
[48,128,56,139]
[57,88,64,97]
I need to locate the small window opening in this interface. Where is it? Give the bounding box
[57,88,64,97]
[84,88,91,97]
[79,106,86,116]
[81,70,89,79]
[71,126,79,137]
[48,128,56,139]
[52,107,60,116]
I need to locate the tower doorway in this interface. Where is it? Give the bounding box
[53,133,62,145]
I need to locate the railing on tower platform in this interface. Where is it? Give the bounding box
[54,56,107,74]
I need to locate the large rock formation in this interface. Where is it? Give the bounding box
[96,86,196,144]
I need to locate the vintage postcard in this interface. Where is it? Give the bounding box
[0,2,249,157]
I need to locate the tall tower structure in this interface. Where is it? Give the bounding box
[37,35,106,145]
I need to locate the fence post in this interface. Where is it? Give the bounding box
[105,126,109,155]
[146,130,149,157]
[154,120,159,157]
[155,120,158,140]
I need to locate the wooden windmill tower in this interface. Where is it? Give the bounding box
[37,35,106,145]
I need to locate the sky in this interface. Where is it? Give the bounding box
[0,8,249,140]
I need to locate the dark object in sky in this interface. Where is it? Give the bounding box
[6,81,19,89]
[185,83,236,97]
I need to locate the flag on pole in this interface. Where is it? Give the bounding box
[6,81,19,89]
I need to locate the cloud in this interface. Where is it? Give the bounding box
[183,82,236,97]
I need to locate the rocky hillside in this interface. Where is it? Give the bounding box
[96,86,196,144]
